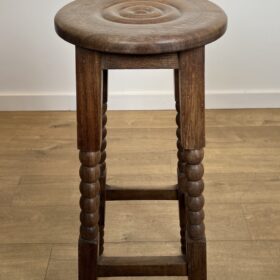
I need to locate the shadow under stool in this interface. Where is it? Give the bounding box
[54,0,227,279]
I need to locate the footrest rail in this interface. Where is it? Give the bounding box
[98,255,187,277]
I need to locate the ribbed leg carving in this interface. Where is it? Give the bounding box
[175,82,187,255]
[184,149,205,240]
[79,151,101,241]
[99,102,107,255]
[183,149,206,280]
[79,151,101,280]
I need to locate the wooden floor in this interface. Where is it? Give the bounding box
[0,109,280,280]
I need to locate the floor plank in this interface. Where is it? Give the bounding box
[0,176,20,206]
[0,109,279,279]
[207,241,280,280]
[46,241,280,280]
[0,244,51,280]
[242,203,280,240]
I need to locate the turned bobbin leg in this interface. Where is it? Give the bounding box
[76,47,103,280]
[179,47,206,280]
[99,70,108,256]
[174,69,187,255]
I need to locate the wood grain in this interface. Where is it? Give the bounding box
[99,69,108,256]
[242,203,280,240]
[76,47,103,280]
[0,244,51,280]
[55,0,227,54]
[102,53,178,69]
[105,184,178,200]
[76,47,102,151]
[0,109,279,280]
[98,256,187,277]
[179,47,205,149]
[175,68,187,255]
[45,241,280,280]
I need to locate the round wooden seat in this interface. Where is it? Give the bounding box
[55,0,227,54]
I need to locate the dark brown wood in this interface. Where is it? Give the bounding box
[178,47,207,280]
[99,70,108,256]
[69,46,208,280]
[76,47,102,151]
[56,0,228,275]
[102,53,178,69]
[76,47,103,280]
[55,0,227,54]
[179,47,205,149]
[106,184,178,200]
[175,69,187,255]
[98,256,187,277]
[182,149,205,243]
[187,239,207,280]
[79,239,99,280]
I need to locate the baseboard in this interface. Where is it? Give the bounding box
[0,91,279,111]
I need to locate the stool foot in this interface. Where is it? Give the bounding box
[187,239,207,280]
[79,239,98,280]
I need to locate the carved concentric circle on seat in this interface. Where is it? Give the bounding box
[55,0,227,54]
[102,1,181,24]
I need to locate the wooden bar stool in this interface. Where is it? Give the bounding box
[55,1,227,279]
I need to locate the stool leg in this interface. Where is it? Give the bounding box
[179,47,206,280]
[99,70,108,256]
[174,69,187,255]
[76,47,103,280]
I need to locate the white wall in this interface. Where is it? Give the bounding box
[0,0,280,110]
